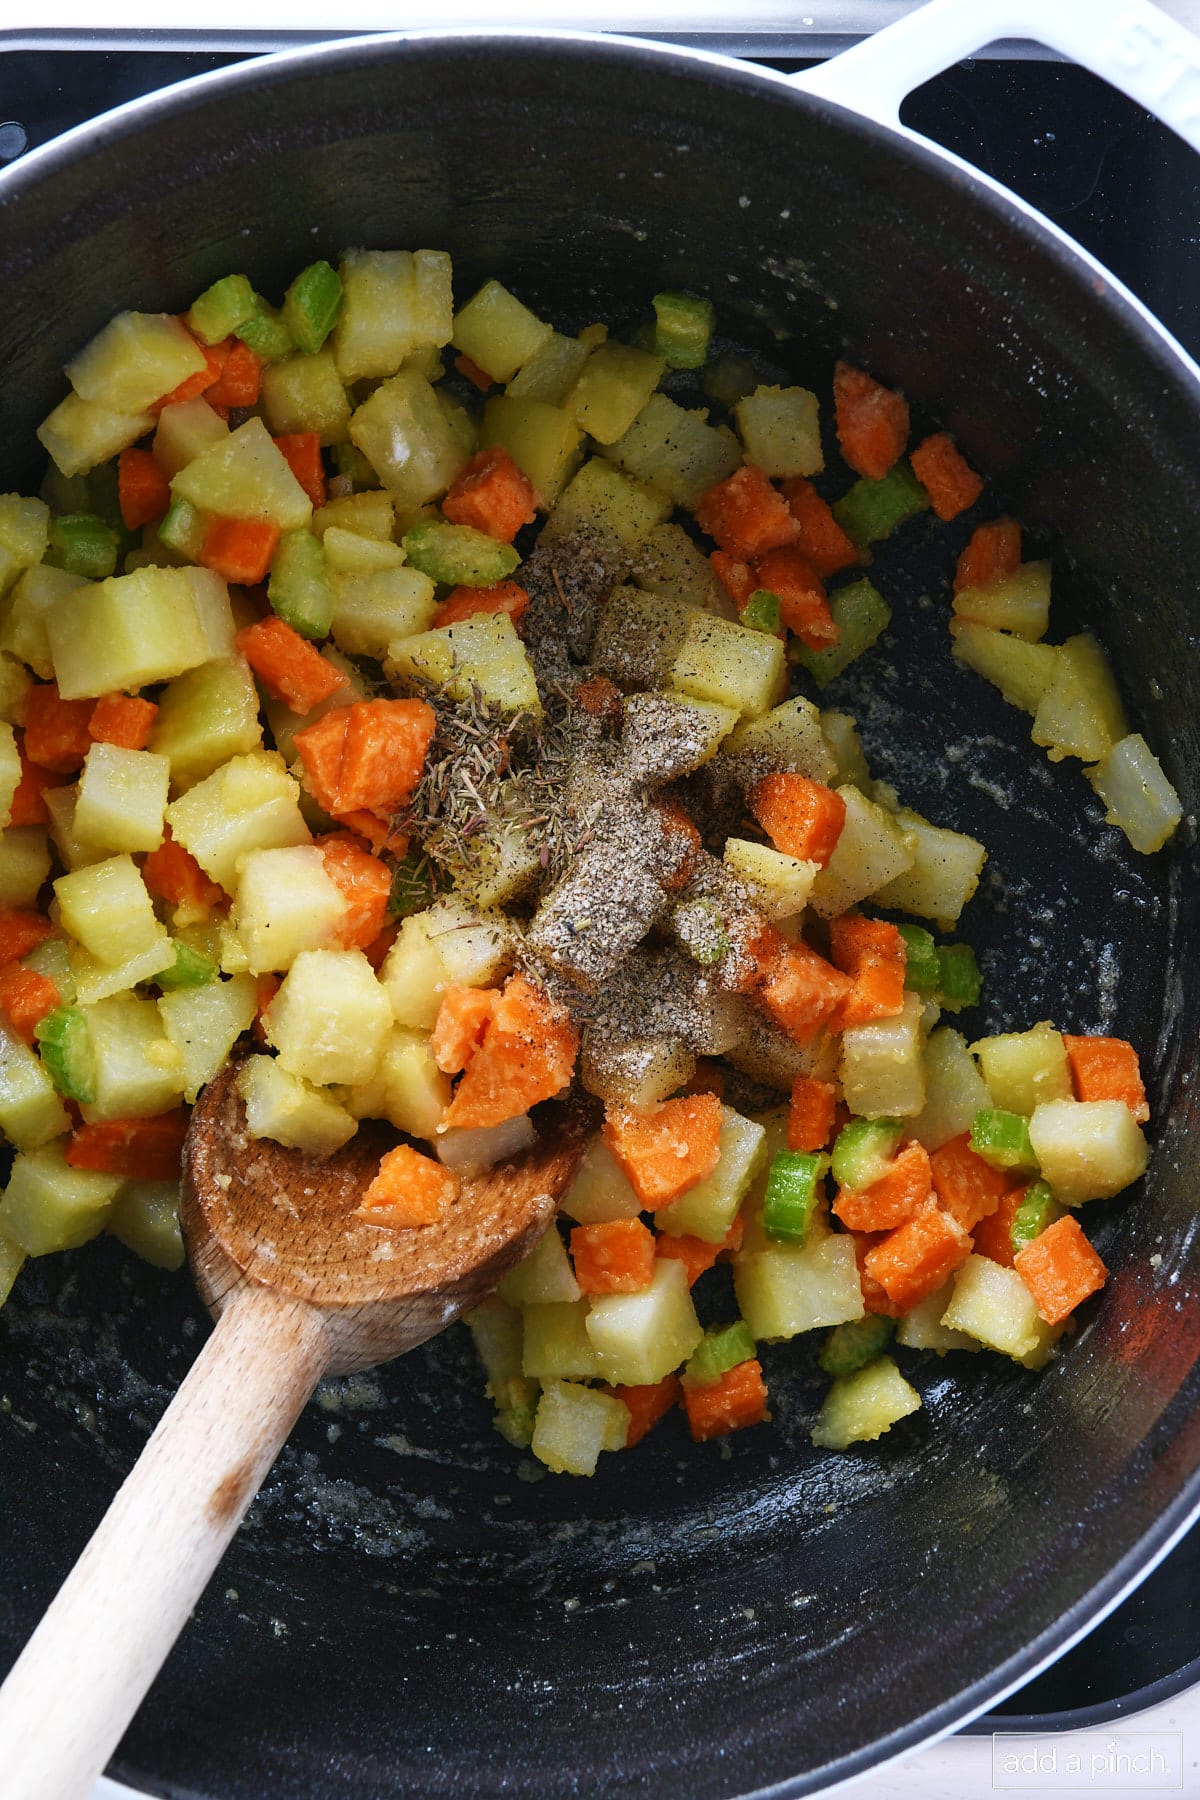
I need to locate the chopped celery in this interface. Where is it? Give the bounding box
[187,273,256,347]
[937,943,981,1011]
[742,588,782,635]
[792,578,891,690]
[819,1314,895,1377]
[762,1150,827,1245]
[156,940,219,991]
[1010,1179,1057,1254]
[283,260,344,357]
[494,1383,541,1448]
[970,1108,1038,1174]
[159,495,207,562]
[832,460,930,547]
[268,529,334,639]
[401,520,520,587]
[897,922,941,994]
[236,296,295,362]
[672,895,731,967]
[47,513,119,580]
[33,1006,96,1104]
[651,291,715,370]
[831,1116,903,1190]
[684,1320,757,1387]
[387,852,438,918]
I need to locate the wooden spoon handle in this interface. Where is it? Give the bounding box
[0,1283,330,1800]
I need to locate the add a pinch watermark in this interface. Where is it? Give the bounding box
[991,1730,1184,1790]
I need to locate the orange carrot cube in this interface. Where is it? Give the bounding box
[23,683,95,775]
[828,914,907,1028]
[1062,1035,1149,1123]
[788,1075,838,1152]
[0,909,55,967]
[751,772,846,867]
[236,616,342,714]
[607,1373,681,1447]
[953,518,1021,594]
[834,1140,933,1233]
[833,362,910,481]
[65,1110,190,1181]
[602,1092,724,1209]
[1014,1213,1107,1325]
[315,832,393,952]
[0,964,60,1044]
[695,465,799,561]
[909,432,984,522]
[862,1206,972,1312]
[433,580,530,629]
[754,934,852,1046]
[443,973,579,1130]
[970,1184,1030,1269]
[570,1218,657,1294]
[430,986,499,1076]
[355,1142,460,1230]
[201,516,280,586]
[778,476,861,578]
[89,692,159,752]
[751,545,839,649]
[682,1358,769,1441]
[929,1131,1015,1231]
[273,432,326,510]
[442,445,537,542]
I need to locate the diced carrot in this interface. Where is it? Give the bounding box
[929,1131,1015,1231]
[602,1091,724,1209]
[1014,1213,1107,1326]
[778,476,862,578]
[971,1184,1029,1269]
[334,810,410,856]
[355,1142,460,1230]
[853,1231,905,1318]
[88,692,159,752]
[953,518,1021,594]
[833,361,910,481]
[753,929,853,1047]
[201,516,281,587]
[253,972,281,1046]
[683,1357,769,1442]
[293,708,349,817]
[149,331,223,412]
[750,546,839,650]
[432,580,531,629]
[64,1109,190,1181]
[1062,1034,1150,1123]
[334,698,437,815]
[9,746,61,827]
[0,964,60,1044]
[570,1218,657,1295]
[750,772,846,868]
[23,682,95,774]
[442,972,580,1130]
[863,1205,972,1312]
[709,549,756,607]
[142,830,226,910]
[236,615,342,714]
[828,914,907,1028]
[653,794,703,892]
[833,1140,933,1232]
[788,1075,837,1152]
[362,919,399,972]
[273,432,326,511]
[0,909,55,967]
[314,832,393,952]
[909,432,984,523]
[204,338,262,410]
[442,445,537,542]
[430,985,499,1076]
[454,352,495,391]
[685,1059,726,1100]
[657,1216,742,1287]
[694,464,799,561]
[117,446,172,530]
[607,1373,681,1447]
[572,675,623,723]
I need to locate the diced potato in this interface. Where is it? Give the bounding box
[265,947,392,1087]
[0,723,19,829]
[184,569,238,662]
[335,250,420,383]
[172,417,311,532]
[545,458,672,548]
[66,310,205,412]
[951,561,1052,640]
[158,973,257,1102]
[972,1021,1072,1116]
[343,1026,452,1141]
[37,393,154,479]
[621,692,738,780]
[312,492,395,540]
[1088,733,1182,855]
[479,394,584,508]
[238,1054,357,1158]
[233,845,349,972]
[565,342,666,445]
[723,694,838,784]
[630,521,731,612]
[498,1227,581,1306]
[870,809,986,928]
[894,1280,981,1352]
[0,652,30,724]
[69,937,176,1006]
[950,621,1061,715]
[150,657,264,791]
[452,279,552,384]
[322,528,406,576]
[811,1355,921,1449]
[910,1027,993,1152]
[521,1300,601,1380]
[110,1180,184,1271]
[941,1254,1062,1366]
[559,1135,644,1225]
[605,393,740,509]
[436,1114,536,1178]
[506,330,591,404]
[733,384,823,478]
[0,826,52,908]
[579,1035,695,1110]
[464,1294,524,1391]
[261,350,351,444]
[47,566,212,700]
[73,744,170,854]
[349,369,466,511]
[0,1018,71,1149]
[387,612,540,717]
[0,1142,122,1256]
[654,1107,767,1242]
[83,992,185,1119]
[669,612,786,719]
[723,839,819,919]
[379,914,453,1031]
[165,751,310,892]
[590,585,697,690]
[330,565,437,659]
[152,398,229,478]
[0,493,51,590]
[43,786,106,874]
[436,815,545,910]
[531,1379,629,1476]
[1031,633,1128,763]
[734,1233,864,1341]
[1027,1098,1149,1205]
[808,785,915,918]
[585,1257,703,1386]
[1,564,86,681]
[55,855,163,965]
[0,1230,24,1307]
[840,991,927,1118]
[723,1013,834,1092]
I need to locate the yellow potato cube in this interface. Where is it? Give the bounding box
[238,1055,357,1159]
[158,973,258,1102]
[74,744,171,854]
[233,845,349,973]
[165,751,310,892]
[171,417,312,533]
[734,384,823,477]
[1027,1098,1150,1205]
[82,993,186,1120]
[498,1226,581,1306]
[971,1021,1072,1116]
[0,1142,122,1256]
[734,1233,864,1341]
[840,991,928,1119]
[669,612,786,719]
[585,1257,703,1387]
[55,855,163,966]
[531,1379,630,1476]
[811,1355,922,1449]
[67,311,205,412]
[265,948,392,1087]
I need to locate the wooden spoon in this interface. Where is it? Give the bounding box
[0,1060,588,1800]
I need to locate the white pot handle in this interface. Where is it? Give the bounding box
[796,0,1200,157]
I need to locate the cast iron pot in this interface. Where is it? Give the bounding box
[2,3,1199,1794]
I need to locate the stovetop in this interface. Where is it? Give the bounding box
[3,24,1199,1769]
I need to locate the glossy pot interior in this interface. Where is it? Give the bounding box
[1,34,1198,1800]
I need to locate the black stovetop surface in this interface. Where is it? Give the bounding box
[1,37,1197,1734]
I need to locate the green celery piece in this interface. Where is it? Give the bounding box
[159,495,207,562]
[387,852,438,918]
[937,943,982,1011]
[492,1373,540,1448]
[186,273,257,347]
[673,896,731,967]
[762,1150,827,1245]
[331,443,380,490]
[268,529,335,639]
[652,291,715,370]
[969,1107,1038,1174]
[684,1320,757,1388]
[47,513,119,580]
[896,922,941,994]
[792,577,891,690]
[283,261,344,357]
[157,941,218,991]
[832,459,930,547]
[23,938,76,1006]
[236,297,296,363]
[831,1116,903,1191]
[34,1006,96,1105]
[402,520,521,587]
[1010,1180,1057,1255]
[742,588,782,635]
[819,1314,895,1377]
